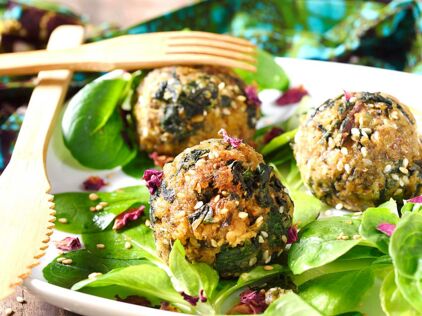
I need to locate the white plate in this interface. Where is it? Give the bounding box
[25,58,422,316]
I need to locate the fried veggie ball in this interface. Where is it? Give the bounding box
[294,91,422,211]
[134,66,260,156]
[149,137,294,277]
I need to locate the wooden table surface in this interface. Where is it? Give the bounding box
[0,1,193,315]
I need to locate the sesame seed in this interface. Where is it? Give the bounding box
[335,203,344,210]
[384,164,392,173]
[362,128,372,135]
[238,212,249,219]
[255,216,264,225]
[341,147,348,155]
[351,128,360,136]
[221,191,229,197]
[361,147,368,157]
[99,201,108,207]
[237,95,246,102]
[58,218,68,224]
[341,235,350,240]
[16,296,25,303]
[390,111,399,120]
[145,219,151,227]
[249,257,257,266]
[361,130,368,138]
[399,167,408,174]
[403,158,409,168]
[89,206,97,212]
[336,161,344,171]
[344,164,351,174]
[281,235,288,243]
[279,206,284,214]
[261,231,269,238]
[89,193,99,201]
[258,236,265,243]
[328,137,335,148]
[399,179,405,187]
[62,259,73,265]
[4,308,13,316]
[218,82,225,90]
[392,174,400,181]
[214,195,220,203]
[194,201,204,209]
[88,272,102,279]
[56,257,66,263]
[211,239,218,247]
[352,234,361,240]
[124,241,132,249]
[263,250,270,261]
[371,131,380,142]
[222,108,231,115]
[264,265,274,271]
[235,201,240,206]
[96,243,105,249]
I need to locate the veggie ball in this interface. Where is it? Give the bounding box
[134,66,260,156]
[146,131,294,277]
[294,91,422,211]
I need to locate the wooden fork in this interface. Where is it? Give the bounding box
[0,31,256,76]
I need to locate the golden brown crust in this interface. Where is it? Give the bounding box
[134,66,259,156]
[294,91,422,211]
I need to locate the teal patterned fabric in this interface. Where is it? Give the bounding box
[0,0,421,172]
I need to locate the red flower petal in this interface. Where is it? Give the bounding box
[376,223,396,237]
[245,85,261,106]
[239,289,268,314]
[287,226,298,244]
[113,206,145,230]
[180,292,199,306]
[82,176,106,191]
[408,195,422,203]
[218,129,242,148]
[275,85,308,106]
[55,237,82,251]
[263,127,284,144]
[343,90,352,101]
[143,169,163,194]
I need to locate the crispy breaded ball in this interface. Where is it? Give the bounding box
[294,91,422,211]
[150,138,294,277]
[134,66,259,156]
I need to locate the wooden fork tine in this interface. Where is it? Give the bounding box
[167,31,255,47]
[162,54,257,72]
[167,45,256,63]
[168,37,256,54]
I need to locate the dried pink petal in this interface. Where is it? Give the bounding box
[149,152,174,168]
[376,223,396,237]
[244,85,261,106]
[263,127,284,144]
[287,226,298,244]
[143,169,163,194]
[82,176,106,191]
[408,195,422,203]
[276,85,308,106]
[180,292,199,306]
[199,289,207,303]
[55,237,82,252]
[218,129,243,148]
[343,90,352,101]
[239,289,268,314]
[113,206,145,230]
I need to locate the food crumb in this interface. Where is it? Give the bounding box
[4,307,13,315]
[335,203,344,210]
[16,296,25,304]
[57,218,68,224]
[88,272,102,279]
[56,257,66,263]
[263,265,274,271]
[62,259,73,265]
[96,243,105,249]
[124,241,132,249]
[88,193,99,201]
[238,212,249,219]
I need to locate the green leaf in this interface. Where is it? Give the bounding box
[292,246,384,286]
[235,49,289,91]
[54,186,150,233]
[264,292,322,316]
[299,268,375,315]
[288,216,362,275]
[389,212,422,313]
[71,264,188,310]
[380,270,419,316]
[213,265,286,313]
[82,224,161,265]
[359,201,399,254]
[62,71,136,169]
[261,129,297,156]
[122,150,155,179]
[272,162,327,229]
[42,249,145,288]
